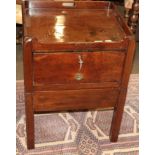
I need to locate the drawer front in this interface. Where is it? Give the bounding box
[33,51,125,85]
[33,88,119,112]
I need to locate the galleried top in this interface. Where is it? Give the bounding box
[23,0,132,44]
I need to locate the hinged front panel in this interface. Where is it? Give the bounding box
[33,51,125,85]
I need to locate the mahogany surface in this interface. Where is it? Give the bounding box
[25,9,126,43]
[22,0,135,149]
[33,88,119,112]
[33,51,125,85]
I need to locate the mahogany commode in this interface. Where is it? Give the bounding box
[22,0,135,149]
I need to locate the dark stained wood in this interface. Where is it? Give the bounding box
[23,37,33,92]
[33,88,119,112]
[27,1,114,9]
[25,94,34,149]
[23,37,34,149]
[112,3,133,36]
[22,0,136,149]
[33,82,120,91]
[32,40,128,52]
[25,9,125,43]
[110,38,135,142]
[23,1,126,44]
[33,51,125,85]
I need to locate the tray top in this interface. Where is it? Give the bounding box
[23,1,129,44]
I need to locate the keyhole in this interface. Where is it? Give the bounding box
[78,55,84,71]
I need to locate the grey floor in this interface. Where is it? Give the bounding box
[16,43,139,80]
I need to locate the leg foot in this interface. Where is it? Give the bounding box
[109,109,120,142]
[25,94,35,149]
[109,89,128,143]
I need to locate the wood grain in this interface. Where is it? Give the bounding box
[22,0,136,149]
[33,51,125,85]
[33,88,119,112]
[110,38,135,142]
[25,94,34,149]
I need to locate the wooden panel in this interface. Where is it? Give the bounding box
[28,1,114,9]
[33,88,119,112]
[23,37,33,92]
[110,39,136,142]
[32,41,128,52]
[23,1,127,44]
[33,51,125,85]
[33,82,120,91]
[25,93,34,149]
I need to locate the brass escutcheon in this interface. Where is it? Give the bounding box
[75,73,83,80]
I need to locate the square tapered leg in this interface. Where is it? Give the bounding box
[25,94,34,149]
[110,89,128,142]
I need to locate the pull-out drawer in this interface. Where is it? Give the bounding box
[33,88,119,112]
[33,51,125,85]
